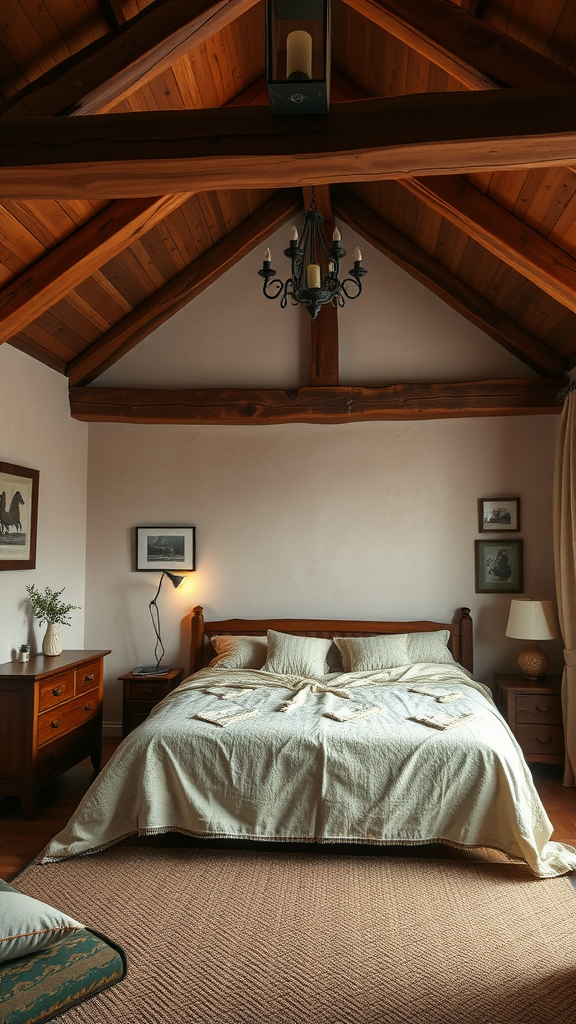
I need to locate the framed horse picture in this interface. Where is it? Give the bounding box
[0,461,39,571]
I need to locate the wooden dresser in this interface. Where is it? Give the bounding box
[0,650,110,818]
[493,673,564,766]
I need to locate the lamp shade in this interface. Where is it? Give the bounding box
[505,599,559,641]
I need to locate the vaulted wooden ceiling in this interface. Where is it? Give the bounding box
[1,0,575,423]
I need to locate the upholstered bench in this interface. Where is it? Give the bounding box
[0,879,126,1024]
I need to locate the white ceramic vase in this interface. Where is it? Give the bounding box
[42,622,63,657]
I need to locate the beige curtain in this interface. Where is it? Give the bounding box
[553,389,576,786]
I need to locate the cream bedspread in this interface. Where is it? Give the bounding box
[40,663,576,877]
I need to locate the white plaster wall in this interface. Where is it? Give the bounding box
[0,346,88,662]
[85,415,560,729]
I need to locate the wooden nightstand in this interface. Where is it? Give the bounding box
[0,650,109,818]
[493,673,564,765]
[120,667,184,737]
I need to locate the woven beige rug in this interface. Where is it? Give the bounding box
[14,847,576,1024]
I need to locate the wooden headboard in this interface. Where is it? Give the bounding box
[190,606,473,675]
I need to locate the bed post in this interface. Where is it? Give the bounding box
[190,605,204,675]
[459,607,473,674]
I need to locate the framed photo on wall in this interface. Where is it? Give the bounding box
[475,539,523,593]
[0,461,39,571]
[136,526,196,571]
[478,497,520,532]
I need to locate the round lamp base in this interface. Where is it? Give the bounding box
[517,642,550,680]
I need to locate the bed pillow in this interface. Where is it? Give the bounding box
[263,630,332,677]
[0,882,84,963]
[209,635,267,670]
[334,630,454,672]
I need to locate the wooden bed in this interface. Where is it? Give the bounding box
[190,605,473,675]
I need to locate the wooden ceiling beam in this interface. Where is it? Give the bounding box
[67,189,301,386]
[68,378,564,424]
[302,185,339,387]
[332,186,568,378]
[0,193,191,345]
[340,0,576,91]
[401,176,576,318]
[0,0,261,119]
[3,88,576,199]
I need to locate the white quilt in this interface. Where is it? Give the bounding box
[40,663,576,877]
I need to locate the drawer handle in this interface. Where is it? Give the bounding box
[50,718,63,729]
[536,706,552,714]
[50,753,60,761]
[84,702,94,712]
[142,688,154,695]
[536,736,553,744]
[84,673,95,682]
[52,686,63,696]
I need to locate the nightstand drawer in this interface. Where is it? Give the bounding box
[128,681,166,700]
[38,670,75,711]
[38,689,100,746]
[516,693,562,724]
[516,724,564,756]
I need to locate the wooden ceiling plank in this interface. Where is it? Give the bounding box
[9,335,67,373]
[68,378,565,425]
[4,87,576,199]
[332,185,568,377]
[340,0,576,89]
[401,175,576,315]
[67,189,301,386]
[302,185,339,387]
[0,192,191,344]
[0,0,262,119]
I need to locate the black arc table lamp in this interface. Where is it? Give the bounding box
[134,570,185,676]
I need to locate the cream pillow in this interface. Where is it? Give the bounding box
[264,630,332,677]
[209,635,267,670]
[0,883,84,963]
[334,631,454,672]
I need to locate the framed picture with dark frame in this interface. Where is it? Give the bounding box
[475,539,523,594]
[478,497,520,533]
[136,526,196,572]
[0,461,39,571]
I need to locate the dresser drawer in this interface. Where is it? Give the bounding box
[516,724,564,756]
[38,670,75,712]
[36,722,101,781]
[38,689,100,747]
[75,660,102,695]
[516,693,562,725]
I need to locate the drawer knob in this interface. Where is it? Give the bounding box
[84,673,95,682]
[143,688,153,695]
[536,736,553,744]
[84,702,94,712]
[52,686,63,696]
[50,718,63,729]
[536,706,552,714]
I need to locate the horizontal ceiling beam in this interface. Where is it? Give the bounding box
[69,378,565,424]
[332,186,568,377]
[341,0,576,90]
[67,189,301,386]
[2,87,576,199]
[0,193,191,344]
[0,0,261,119]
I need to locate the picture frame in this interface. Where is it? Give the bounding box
[0,461,39,572]
[478,497,520,532]
[136,526,196,571]
[475,539,523,594]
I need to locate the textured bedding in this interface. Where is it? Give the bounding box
[40,663,576,877]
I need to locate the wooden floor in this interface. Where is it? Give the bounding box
[1,743,576,882]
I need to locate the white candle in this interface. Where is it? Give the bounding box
[328,261,335,273]
[290,226,298,241]
[286,30,313,79]
[307,264,321,289]
[264,248,271,262]
[332,227,341,242]
[353,247,362,262]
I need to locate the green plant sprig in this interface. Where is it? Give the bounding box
[25,585,81,627]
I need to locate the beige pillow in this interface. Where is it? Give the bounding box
[0,884,84,963]
[264,630,332,677]
[334,631,454,672]
[209,635,267,670]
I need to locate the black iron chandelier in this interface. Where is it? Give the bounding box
[258,187,367,320]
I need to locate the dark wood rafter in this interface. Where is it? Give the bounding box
[332,186,568,378]
[0,194,191,344]
[302,185,339,387]
[0,0,261,119]
[3,87,576,199]
[68,378,564,424]
[67,190,301,386]
[341,0,576,90]
[400,176,576,318]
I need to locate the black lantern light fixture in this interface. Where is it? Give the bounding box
[266,0,330,115]
[258,186,367,319]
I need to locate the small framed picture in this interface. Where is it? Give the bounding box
[478,497,520,533]
[475,539,523,593]
[0,461,39,571]
[136,526,195,571]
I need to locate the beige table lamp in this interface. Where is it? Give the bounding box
[505,599,560,679]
